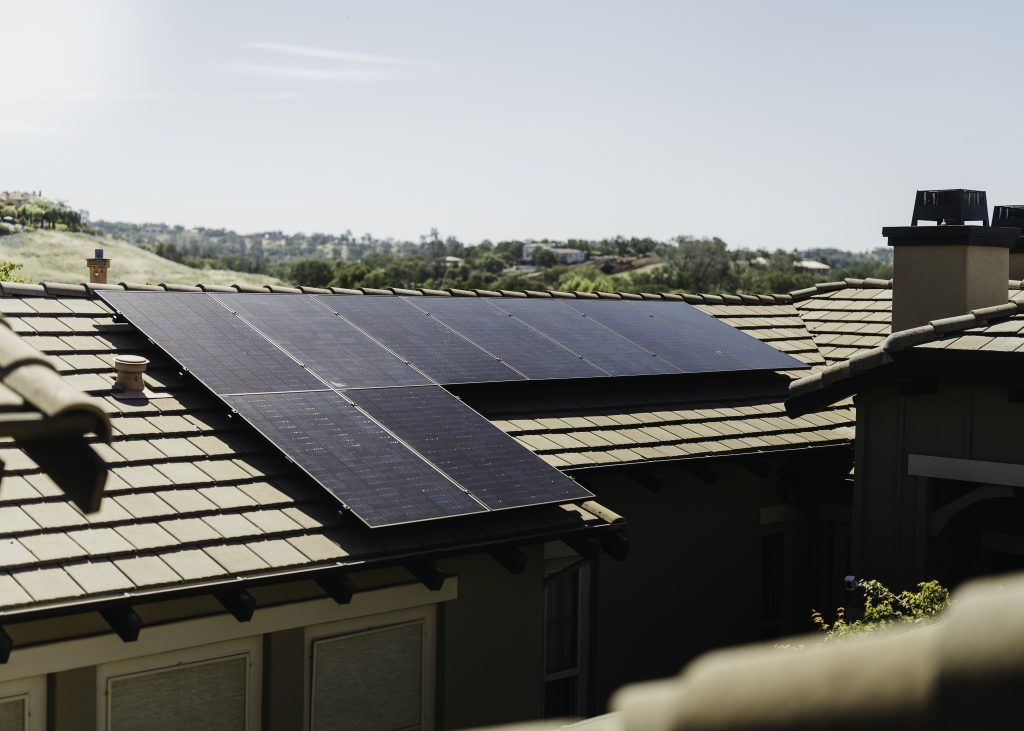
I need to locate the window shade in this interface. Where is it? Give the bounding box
[312,622,423,731]
[108,655,247,731]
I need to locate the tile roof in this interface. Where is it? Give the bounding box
[0,313,111,511]
[0,282,621,619]
[787,297,1024,415]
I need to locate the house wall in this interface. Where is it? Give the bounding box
[582,462,802,713]
[436,546,546,730]
[854,378,1024,591]
[0,552,554,731]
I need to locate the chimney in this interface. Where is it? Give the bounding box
[112,355,149,395]
[87,248,110,284]
[993,205,1024,280]
[883,189,1019,332]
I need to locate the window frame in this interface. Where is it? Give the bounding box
[542,563,591,719]
[0,676,45,730]
[96,636,261,731]
[304,604,436,731]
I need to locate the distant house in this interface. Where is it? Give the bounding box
[795,259,831,274]
[444,255,464,268]
[522,243,587,265]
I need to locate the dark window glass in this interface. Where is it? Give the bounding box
[544,676,578,719]
[545,571,580,675]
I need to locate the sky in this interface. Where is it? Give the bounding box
[3,0,1024,250]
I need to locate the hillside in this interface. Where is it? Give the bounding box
[0,230,282,287]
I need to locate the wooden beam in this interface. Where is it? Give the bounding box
[100,606,142,642]
[215,589,257,622]
[0,627,10,664]
[488,546,529,575]
[316,573,356,605]
[599,532,630,562]
[406,561,447,591]
[563,535,600,560]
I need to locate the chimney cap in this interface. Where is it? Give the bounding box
[883,224,1019,248]
[911,189,989,226]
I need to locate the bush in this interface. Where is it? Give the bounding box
[0,261,27,283]
[812,579,950,639]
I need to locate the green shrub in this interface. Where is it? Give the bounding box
[812,579,950,639]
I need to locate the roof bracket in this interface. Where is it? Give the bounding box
[683,462,718,486]
[599,531,630,562]
[406,561,448,591]
[215,588,256,622]
[100,606,142,642]
[0,627,10,664]
[488,545,529,574]
[735,457,772,480]
[316,572,356,604]
[563,535,600,560]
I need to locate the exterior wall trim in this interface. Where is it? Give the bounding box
[0,579,457,684]
[908,454,1024,488]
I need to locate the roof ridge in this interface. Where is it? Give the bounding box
[1,278,813,307]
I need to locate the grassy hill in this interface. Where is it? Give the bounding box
[0,230,282,287]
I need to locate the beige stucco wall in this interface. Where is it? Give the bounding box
[437,546,546,730]
[892,245,1009,332]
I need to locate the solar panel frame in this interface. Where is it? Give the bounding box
[406,297,609,380]
[348,385,595,511]
[98,291,324,394]
[211,293,433,390]
[223,390,488,528]
[315,295,527,385]
[486,298,683,377]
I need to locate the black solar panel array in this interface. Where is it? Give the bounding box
[100,290,803,528]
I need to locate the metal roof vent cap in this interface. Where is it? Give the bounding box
[113,354,149,395]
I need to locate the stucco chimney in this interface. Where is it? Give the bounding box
[87,248,110,284]
[112,355,149,395]
[992,205,1024,280]
[884,189,1019,332]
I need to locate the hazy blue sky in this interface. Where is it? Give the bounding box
[3,0,1022,250]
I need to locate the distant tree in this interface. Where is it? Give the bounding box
[531,248,559,268]
[0,261,28,283]
[289,260,335,288]
[663,236,735,293]
[557,266,617,293]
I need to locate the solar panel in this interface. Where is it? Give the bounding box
[564,299,745,373]
[349,386,594,510]
[315,295,525,384]
[211,294,432,389]
[488,298,682,376]
[645,302,807,371]
[223,390,487,527]
[405,297,608,380]
[99,291,324,394]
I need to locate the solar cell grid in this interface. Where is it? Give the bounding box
[645,302,806,370]
[565,299,745,373]
[223,390,487,527]
[349,385,594,510]
[211,293,431,389]
[408,297,608,380]
[488,298,682,377]
[99,291,323,394]
[315,295,525,384]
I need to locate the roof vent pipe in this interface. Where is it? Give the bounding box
[884,189,1019,332]
[112,355,149,395]
[993,206,1024,280]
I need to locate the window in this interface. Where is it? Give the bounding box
[307,608,435,731]
[311,622,424,731]
[544,566,590,718]
[99,638,259,731]
[0,677,45,730]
